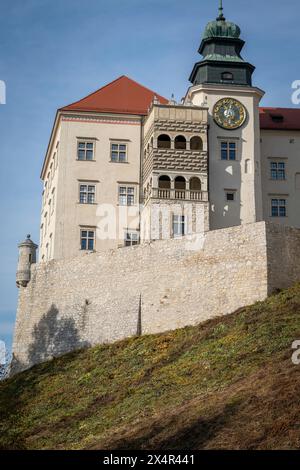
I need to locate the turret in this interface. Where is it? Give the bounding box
[16,235,38,288]
[189,0,255,87]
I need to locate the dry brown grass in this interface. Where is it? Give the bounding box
[1,284,300,450]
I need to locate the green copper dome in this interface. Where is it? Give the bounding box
[203,1,241,39]
[203,19,241,39]
[189,1,255,87]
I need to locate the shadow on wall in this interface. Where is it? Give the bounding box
[11,304,90,374]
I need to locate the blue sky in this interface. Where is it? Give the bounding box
[0,0,299,354]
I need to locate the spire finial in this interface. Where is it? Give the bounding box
[217,0,225,21]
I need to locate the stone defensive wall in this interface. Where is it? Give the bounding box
[12,222,300,372]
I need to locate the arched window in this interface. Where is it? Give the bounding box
[175,135,186,150]
[190,136,203,151]
[157,134,171,149]
[158,175,171,189]
[174,176,186,190]
[222,72,233,81]
[190,177,201,191]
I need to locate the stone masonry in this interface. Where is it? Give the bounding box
[12,222,300,373]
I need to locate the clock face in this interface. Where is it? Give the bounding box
[213,98,246,130]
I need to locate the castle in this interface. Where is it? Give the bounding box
[13,3,300,372]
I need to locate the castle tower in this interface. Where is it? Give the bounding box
[186,1,264,230]
[140,99,210,241]
[190,0,255,88]
[16,235,38,288]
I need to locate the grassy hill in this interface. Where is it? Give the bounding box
[1,284,300,450]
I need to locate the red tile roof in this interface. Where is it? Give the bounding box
[61,79,300,130]
[260,107,300,130]
[60,75,168,116]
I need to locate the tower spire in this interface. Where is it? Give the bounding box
[189,0,255,87]
[217,0,225,21]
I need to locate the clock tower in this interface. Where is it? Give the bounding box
[186,1,264,230]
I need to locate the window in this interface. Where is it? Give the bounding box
[271,199,287,217]
[157,134,171,149]
[271,114,284,123]
[124,231,139,247]
[174,176,186,190]
[190,177,201,191]
[77,141,94,161]
[271,162,286,180]
[158,175,171,189]
[44,213,48,235]
[50,163,53,183]
[80,229,95,250]
[221,141,237,161]
[51,188,55,214]
[222,72,233,81]
[49,233,53,259]
[174,135,186,150]
[226,191,235,201]
[48,200,51,222]
[111,143,127,162]
[119,186,135,206]
[55,144,59,169]
[79,184,95,204]
[173,215,185,237]
[40,224,43,246]
[190,136,203,151]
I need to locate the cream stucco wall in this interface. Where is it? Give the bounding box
[260,129,300,228]
[38,93,300,263]
[187,84,264,230]
[39,127,61,262]
[40,112,143,261]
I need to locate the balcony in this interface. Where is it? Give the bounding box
[151,188,208,202]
